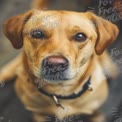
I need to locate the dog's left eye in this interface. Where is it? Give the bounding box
[74,33,87,42]
[30,30,45,39]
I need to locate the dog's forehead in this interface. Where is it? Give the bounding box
[26,10,95,31]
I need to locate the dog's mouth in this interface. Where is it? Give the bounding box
[41,62,69,83]
[41,71,68,82]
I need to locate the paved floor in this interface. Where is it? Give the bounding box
[0,0,122,122]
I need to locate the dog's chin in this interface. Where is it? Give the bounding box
[41,74,70,83]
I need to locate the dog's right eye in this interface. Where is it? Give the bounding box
[74,33,87,42]
[30,30,45,39]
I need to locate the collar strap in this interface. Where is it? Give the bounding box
[38,77,92,109]
[38,77,92,100]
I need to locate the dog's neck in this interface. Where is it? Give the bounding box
[22,52,95,109]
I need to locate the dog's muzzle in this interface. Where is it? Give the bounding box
[41,55,69,82]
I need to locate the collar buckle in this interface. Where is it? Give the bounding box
[52,95,64,109]
[88,84,93,91]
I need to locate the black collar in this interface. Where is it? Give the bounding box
[38,77,92,109]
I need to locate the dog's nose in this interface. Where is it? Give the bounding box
[47,56,68,65]
[42,56,68,69]
[41,56,69,82]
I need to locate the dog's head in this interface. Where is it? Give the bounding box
[3,9,119,83]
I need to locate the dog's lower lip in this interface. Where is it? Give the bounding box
[62,84,73,87]
[42,76,68,83]
[40,69,69,82]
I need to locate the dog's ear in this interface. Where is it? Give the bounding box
[3,10,33,49]
[87,12,119,55]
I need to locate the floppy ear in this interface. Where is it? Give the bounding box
[3,10,33,49]
[87,12,119,55]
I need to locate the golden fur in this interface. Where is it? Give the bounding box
[0,3,119,122]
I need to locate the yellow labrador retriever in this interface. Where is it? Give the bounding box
[0,4,119,122]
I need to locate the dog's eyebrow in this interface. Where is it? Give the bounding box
[68,26,88,35]
[70,26,81,33]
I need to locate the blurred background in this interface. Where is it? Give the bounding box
[0,0,122,122]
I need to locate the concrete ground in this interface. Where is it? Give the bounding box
[0,0,122,122]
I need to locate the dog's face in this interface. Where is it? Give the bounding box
[3,10,119,83]
[23,10,97,83]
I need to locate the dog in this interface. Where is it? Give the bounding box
[0,1,119,122]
